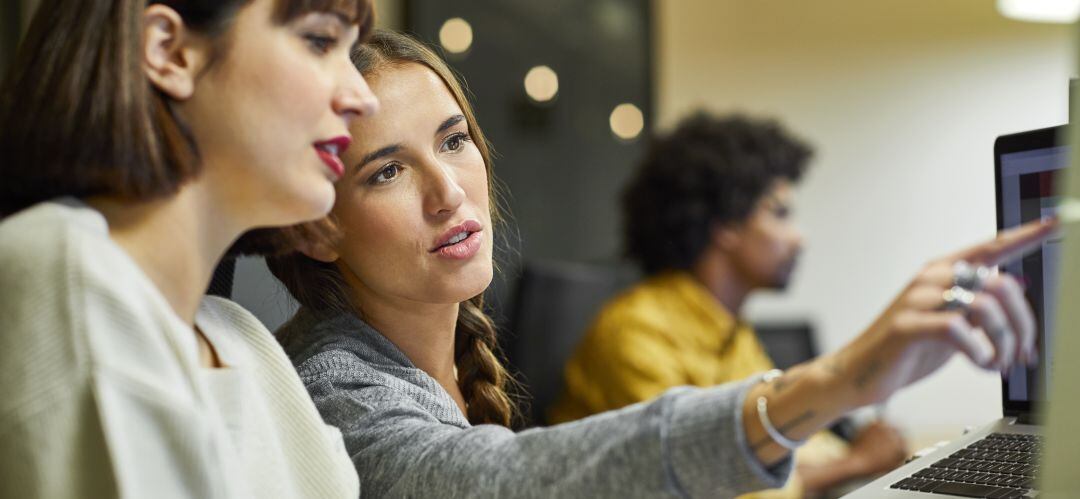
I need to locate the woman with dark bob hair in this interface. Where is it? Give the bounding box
[268,30,1055,498]
[0,0,377,497]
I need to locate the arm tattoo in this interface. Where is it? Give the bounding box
[823,356,844,377]
[772,371,803,394]
[853,360,882,390]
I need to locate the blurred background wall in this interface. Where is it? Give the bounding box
[2,0,1073,445]
[654,0,1072,443]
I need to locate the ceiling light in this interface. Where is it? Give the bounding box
[997,0,1080,23]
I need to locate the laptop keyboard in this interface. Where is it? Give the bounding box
[890,433,1041,498]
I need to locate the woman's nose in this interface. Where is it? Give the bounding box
[424,163,466,217]
[334,66,379,126]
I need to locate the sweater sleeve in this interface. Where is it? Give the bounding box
[301,352,791,499]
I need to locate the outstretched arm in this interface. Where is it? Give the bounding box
[741,218,1055,467]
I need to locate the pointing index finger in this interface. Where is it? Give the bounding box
[949,218,1059,267]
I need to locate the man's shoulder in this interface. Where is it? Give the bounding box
[594,275,689,328]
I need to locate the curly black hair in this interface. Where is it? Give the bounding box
[621,112,812,275]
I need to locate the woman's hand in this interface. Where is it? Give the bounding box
[743,218,1058,466]
[834,217,1057,408]
[798,421,908,494]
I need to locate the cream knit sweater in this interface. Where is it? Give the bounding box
[0,199,358,498]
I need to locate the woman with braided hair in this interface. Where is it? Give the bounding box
[268,30,515,428]
[268,29,1055,498]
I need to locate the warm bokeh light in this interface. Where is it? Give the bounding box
[523,65,560,103]
[439,18,474,54]
[609,103,644,140]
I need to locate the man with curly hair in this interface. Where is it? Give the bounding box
[549,112,907,497]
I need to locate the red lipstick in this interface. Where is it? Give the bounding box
[314,136,351,179]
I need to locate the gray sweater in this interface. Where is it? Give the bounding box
[278,308,791,498]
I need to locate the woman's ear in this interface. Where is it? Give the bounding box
[298,240,340,264]
[142,4,209,101]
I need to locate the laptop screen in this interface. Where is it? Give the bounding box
[995,126,1067,412]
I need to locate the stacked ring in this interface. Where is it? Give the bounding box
[952,260,992,292]
[940,285,977,312]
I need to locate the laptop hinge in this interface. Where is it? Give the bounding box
[1011,412,1038,425]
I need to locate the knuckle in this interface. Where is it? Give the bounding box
[913,270,933,286]
[907,286,936,307]
[892,310,918,332]
[919,260,945,280]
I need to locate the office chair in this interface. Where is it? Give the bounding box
[756,321,855,441]
[207,258,235,299]
[504,260,636,427]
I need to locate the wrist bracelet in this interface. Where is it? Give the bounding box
[756,369,808,451]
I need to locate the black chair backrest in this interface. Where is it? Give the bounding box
[207,258,235,299]
[753,321,819,370]
[754,320,855,441]
[505,260,636,427]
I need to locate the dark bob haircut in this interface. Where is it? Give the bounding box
[0,0,373,219]
[621,112,812,275]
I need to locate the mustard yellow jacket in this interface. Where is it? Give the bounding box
[549,272,847,498]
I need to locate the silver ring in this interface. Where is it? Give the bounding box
[940,285,977,311]
[953,260,991,291]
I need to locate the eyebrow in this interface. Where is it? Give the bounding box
[301,9,351,29]
[355,116,466,169]
[437,115,466,135]
[323,9,356,25]
[329,12,364,50]
[357,144,402,168]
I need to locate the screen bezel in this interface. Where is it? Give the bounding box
[994,124,1066,419]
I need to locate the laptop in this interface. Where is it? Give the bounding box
[846,125,1068,498]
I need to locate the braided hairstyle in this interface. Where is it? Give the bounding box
[266,30,515,426]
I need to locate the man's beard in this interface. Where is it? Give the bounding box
[765,256,799,290]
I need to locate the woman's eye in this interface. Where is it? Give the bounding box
[442,132,471,152]
[370,164,401,185]
[305,34,337,54]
